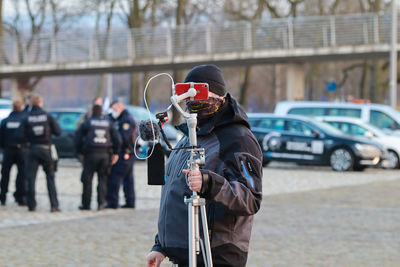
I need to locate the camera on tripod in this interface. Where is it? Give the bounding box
[140,76,213,266]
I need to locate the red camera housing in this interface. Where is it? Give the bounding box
[175,83,209,100]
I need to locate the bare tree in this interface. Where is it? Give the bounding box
[223,0,266,107]
[85,0,118,98]
[2,0,84,100]
[224,0,309,108]
[117,0,156,106]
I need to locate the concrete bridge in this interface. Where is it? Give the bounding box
[0,12,397,100]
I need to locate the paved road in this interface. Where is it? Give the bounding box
[0,161,399,266]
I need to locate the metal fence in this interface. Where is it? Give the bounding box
[0,12,395,66]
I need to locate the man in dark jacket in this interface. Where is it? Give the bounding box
[19,95,62,212]
[0,100,27,206]
[75,104,121,210]
[105,100,138,209]
[146,65,263,267]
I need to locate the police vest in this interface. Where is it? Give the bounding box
[26,112,51,144]
[85,118,112,149]
[3,112,24,146]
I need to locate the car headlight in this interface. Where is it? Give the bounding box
[354,143,380,156]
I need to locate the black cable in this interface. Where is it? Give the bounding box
[158,121,173,150]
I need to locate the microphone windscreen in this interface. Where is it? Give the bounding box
[139,120,160,141]
[147,143,165,185]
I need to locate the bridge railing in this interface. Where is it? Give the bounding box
[0,12,394,66]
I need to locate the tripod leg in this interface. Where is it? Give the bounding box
[188,202,197,267]
[195,205,201,254]
[200,239,207,266]
[200,204,213,267]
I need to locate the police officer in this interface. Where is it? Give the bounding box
[106,100,137,209]
[77,97,103,126]
[0,100,27,206]
[75,104,121,211]
[19,95,62,212]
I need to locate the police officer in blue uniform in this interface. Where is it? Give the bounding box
[19,95,62,212]
[75,104,121,211]
[0,100,27,206]
[106,100,137,209]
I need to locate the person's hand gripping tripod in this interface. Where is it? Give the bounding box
[171,83,213,267]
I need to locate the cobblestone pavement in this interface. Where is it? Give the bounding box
[0,160,399,266]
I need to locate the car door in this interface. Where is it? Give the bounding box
[282,119,324,163]
[255,118,288,162]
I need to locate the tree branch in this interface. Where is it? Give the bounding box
[263,0,281,18]
[337,63,364,89]
[30,76,43,91]
[329,0,341,14]
[359,0,366,12]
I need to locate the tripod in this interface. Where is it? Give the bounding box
[171,86,213,267]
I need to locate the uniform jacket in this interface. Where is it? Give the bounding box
[108,109,137,155]
[74,115,121,154]
[152,93,263,267]
[19,106,62,145]
[0,110,27,148]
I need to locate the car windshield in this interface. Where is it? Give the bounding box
[126,106,156,122]
[348,121,381,135]
[312,120,345,136]
[385,106,400,118]
[51,112,83,131]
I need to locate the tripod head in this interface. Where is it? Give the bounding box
[170,82,209,149]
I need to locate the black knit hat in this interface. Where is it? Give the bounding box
[184,64,226,96]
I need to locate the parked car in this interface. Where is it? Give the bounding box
[125,105,182,158]
[0,98,12,122]
[318,116,400,169]
[274,101,400,135]
[248,113,384,171]
[48,105,182,158]
[49,108,86,158]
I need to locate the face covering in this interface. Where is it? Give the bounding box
[111,110,120,119]
[186,97,223,119]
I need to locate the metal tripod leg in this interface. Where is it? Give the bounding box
[200,203,213,267]
[186,195,213,267]
[188,199,197,267]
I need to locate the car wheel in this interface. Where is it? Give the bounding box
[330,147,354,171]
[382,150,400,169]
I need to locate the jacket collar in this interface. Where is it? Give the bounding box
[116,109,128,120]
[9,110,22,116]
[31,105,44,112]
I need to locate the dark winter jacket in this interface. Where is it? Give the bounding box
[0,110,27,148]
[107,109,137,155]
[152,93,263,267]
[19,106,62,145]
[74,114,121,155]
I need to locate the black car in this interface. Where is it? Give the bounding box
[248,113,384,171]
[49,108,86,158]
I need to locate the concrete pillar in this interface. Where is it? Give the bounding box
[286,63,306,101]
[11,78,21,101]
